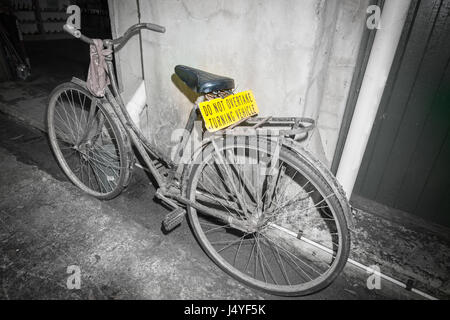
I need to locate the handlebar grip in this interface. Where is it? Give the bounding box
[63,24,94,44]
[63,24,81,38]
[145,23,166,33]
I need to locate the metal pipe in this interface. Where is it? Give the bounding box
[336,0,412,197]
[268,223,437,300]
[163,192,249,233]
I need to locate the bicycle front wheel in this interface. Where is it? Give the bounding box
[47,82,129,199]
[186,137,350,296]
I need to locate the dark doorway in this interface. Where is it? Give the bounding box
[5,0,111,84]
[354,0,450,227]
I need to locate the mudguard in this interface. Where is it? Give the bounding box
[282,138,355,229]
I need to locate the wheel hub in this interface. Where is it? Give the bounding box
[246,210,268,232]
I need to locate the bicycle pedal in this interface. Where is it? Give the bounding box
[163,207,186,232]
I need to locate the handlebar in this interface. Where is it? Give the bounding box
[63,24,94,44]
[63,22,165,46]
[110,23,165,46]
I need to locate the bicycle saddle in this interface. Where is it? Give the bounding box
[175,65,235,94]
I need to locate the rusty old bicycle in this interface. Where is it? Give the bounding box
[46,22,352,296]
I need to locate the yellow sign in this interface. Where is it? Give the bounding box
[198,90,259,132]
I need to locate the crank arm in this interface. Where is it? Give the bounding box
[162,192,251,233]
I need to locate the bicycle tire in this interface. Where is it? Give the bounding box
[47,82,129,200]
[186,136,350,296]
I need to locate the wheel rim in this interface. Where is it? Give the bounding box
[188,138,345,294]
[49,87,124,196]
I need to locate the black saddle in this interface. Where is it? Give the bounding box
[174,65,235,94]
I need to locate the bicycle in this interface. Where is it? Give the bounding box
[47,22,353,296]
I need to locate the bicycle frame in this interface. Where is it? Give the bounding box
[71,36,332,221]
[51,23,359,296]
[99,42,196,192]
[86,58,316,202]
[71,71,356,232]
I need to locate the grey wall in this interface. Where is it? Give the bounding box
[109,0,369,165]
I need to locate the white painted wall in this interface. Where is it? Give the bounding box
[109,0,369,165]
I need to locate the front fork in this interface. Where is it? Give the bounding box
[78,109,105,148]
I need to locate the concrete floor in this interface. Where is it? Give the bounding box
[0,143,259,299]
[0,40,448,300]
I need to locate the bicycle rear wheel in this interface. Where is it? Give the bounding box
[186,137,350,296]
[47,82,129,199]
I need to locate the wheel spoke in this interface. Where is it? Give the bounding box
[48,87,125,197]
[188,139,348,294]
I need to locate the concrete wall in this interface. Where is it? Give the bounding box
[317,0,370,163]
[108,1,141,98]
[108,0,369,165]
